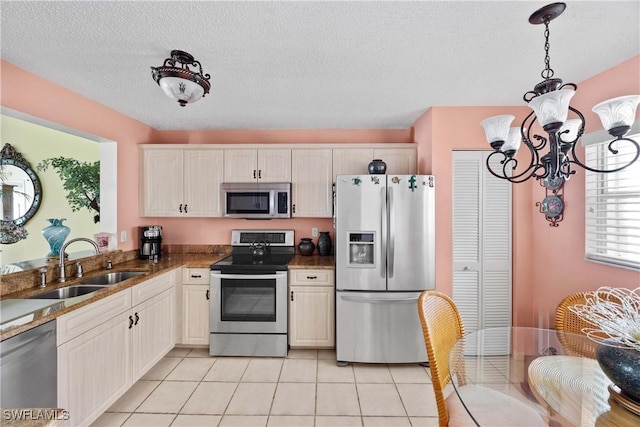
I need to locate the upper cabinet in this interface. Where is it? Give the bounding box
[140,144,416,219]
[332,148,416,181]
[291,149,333,217]
[140,147,224,217]
[224,149,291,183]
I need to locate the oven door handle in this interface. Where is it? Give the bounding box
[210,271,287,280]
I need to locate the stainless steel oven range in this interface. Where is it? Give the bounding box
[210,229,295,357]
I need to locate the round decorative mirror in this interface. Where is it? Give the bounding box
[1,143,43,243]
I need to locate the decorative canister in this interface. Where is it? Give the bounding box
[298,238,315,256]
[368,159,387,174]
[42,218,70,258]
[596,339,640,403]
[317,232,332,256]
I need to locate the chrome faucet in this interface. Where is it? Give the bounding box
[58,238,100,282]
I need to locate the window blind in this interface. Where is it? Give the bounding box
[584,133,640,270]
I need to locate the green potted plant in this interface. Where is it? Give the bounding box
[37,157,100,223]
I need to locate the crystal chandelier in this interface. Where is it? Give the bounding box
[151,50,211,107]
[481,2,639,185]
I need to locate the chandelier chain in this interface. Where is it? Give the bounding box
[541,19,554,80]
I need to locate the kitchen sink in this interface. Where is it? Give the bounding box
[80,271,147,285]
[27,285,108,300]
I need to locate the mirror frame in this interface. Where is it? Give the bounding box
[1,143,43,226]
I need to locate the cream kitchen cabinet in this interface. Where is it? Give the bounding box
[131,287,175,378]
[57,270,176,426]
[332,147,417,180]
[57,291,132,427]
[140,146,224,217]
[289,268,335,348]
[181,267,210,346]
[291,149,333,217]
[224,148,291,183]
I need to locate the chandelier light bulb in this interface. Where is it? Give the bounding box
[480,115,515,150]
[592,95,640,137]
[559,119,582,143]
[501,127,523,157]
[527,89,575,132]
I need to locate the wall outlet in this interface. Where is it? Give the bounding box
[312,227,318,237]
[120,230,127,243]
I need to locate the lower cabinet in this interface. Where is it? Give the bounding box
[180,268,210,346]
[57,270,176,427]
[288,268,335,348]
[181,285,210,345]
[132,288,175,379]
[57,310,131,427]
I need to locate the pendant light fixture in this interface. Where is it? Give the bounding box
[151,50,211,107]
[480,3,639,189]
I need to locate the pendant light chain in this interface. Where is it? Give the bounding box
[541,19,554,80]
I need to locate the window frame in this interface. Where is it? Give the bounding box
[583,125,640,271]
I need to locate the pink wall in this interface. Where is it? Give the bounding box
[153,129,412,144]
[529,56,640,327]
[413,105,536,326]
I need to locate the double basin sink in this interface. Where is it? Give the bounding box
[28,271,147,300]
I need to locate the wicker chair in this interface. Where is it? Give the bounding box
[417,291,547,427]
[555,291,604,358]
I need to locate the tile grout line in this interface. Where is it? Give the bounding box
[169,349,221,425]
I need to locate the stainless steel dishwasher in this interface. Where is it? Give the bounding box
[0,320,57,408]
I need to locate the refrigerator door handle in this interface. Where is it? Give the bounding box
[340,295,419,304]
[380,186,387,279]
[388,186,394,278]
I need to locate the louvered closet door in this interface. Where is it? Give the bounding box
[452,151,512,356]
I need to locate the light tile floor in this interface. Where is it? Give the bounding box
[91,347,441,427]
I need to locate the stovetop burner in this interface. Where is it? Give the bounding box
[211,229,295,272]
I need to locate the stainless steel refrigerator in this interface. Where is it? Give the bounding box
[335,174,435,364]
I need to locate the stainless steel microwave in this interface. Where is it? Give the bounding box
[221,182,291,219]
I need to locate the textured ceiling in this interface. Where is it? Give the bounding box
[1,1,639,131]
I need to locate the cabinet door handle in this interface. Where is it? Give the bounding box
[179,203,183,213]
[184,204,188,213]
[306,276,317,280]
[253,169,257,179]
[134,312,139,325]
[191,274,202,278]
[128,316,134,329]
[292,204,296,213]
[206,290,210,300]
[290,291,294,301]
[258,169,262,179]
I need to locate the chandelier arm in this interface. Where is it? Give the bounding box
[568,136,640,174]
[523,112,548,151]
[485,151,546,183]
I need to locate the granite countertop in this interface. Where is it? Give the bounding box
[1,251,334,341]
[289,253,335,269]
[0,253,228,341]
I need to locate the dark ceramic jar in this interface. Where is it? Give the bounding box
[596,339,640,402]
[317,232,332,256]
[298,238,315,256]
[368,159,387,174]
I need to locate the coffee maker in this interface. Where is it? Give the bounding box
[139,226,162,260]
